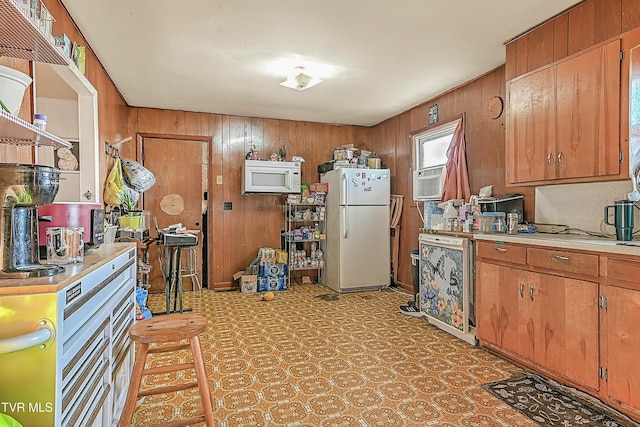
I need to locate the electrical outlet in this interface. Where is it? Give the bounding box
[216,175,223,185]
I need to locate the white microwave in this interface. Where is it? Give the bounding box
[242,160,301,194]
[412,164,446,201]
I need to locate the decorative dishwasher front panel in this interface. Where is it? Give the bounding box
[419,234,477,346]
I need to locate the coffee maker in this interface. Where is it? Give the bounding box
[0,163,63,278]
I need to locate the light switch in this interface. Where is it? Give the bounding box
[216,175,223,185]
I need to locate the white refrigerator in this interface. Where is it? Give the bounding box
[321,168,390,292]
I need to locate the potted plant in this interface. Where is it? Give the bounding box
[117,192,142,229]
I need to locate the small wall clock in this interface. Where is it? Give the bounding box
[487,96,503,119]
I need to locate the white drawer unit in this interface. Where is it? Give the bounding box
[0,245,137,426]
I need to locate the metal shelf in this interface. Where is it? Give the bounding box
[0,0,70,65]
[0,110,72,148]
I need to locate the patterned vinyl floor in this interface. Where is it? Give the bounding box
[133,285,537,427]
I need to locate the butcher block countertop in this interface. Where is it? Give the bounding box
[0,242,136,296]
[473,232,640,256]
[418,228,640,256]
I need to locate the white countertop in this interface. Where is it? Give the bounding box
[472,232,640,256]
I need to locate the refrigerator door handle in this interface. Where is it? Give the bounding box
[341,173,347,205]
[342,205,348,238]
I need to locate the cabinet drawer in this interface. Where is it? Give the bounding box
[476,242,526,264]
[527,248,598,277]
[607,257,640,283]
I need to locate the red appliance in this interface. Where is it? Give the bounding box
[38,202,105,247]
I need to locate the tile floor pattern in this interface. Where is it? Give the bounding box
[134,285,538,427]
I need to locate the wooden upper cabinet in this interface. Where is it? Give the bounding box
[506,39,622,186]
[555,39,621,180]
[506,66,556,184]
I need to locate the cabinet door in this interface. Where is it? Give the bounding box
[606,285,640,408]
[506,66,557,184]
[555,39,621,180]
[476,262,523,354]
[534,274,599,390]
[476,262,500,346]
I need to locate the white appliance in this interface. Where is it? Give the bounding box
[412,164,446,201]
[242,160,301,194]
[418,234,477,346]
[321,168,390,292]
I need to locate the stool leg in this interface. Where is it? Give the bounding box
[190,335,215,426]
[119,342,150,427]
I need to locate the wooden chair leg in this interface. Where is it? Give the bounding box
[119,342,150,427]
[190,335,215,426]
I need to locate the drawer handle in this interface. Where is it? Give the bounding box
[552,255,570,261]
[529,285,535,301]
[519,282,524,298]
[547,153,552,166]
[557,152,564,165]
[0,319,55,355]
[495,247,507,253]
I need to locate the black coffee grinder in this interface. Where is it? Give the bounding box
[0,163,63,278]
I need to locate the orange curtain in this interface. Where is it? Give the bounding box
[441,118,471,202]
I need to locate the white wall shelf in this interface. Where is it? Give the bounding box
[0,110,71,148]
[0,0,69,65]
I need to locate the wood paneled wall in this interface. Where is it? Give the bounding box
[133,108,370,289]
[367,68,536,292]
[44,0,132,178]
[8,0,640,293]
[506,0,640,81]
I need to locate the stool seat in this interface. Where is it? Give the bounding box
[119,313,215,427]
[129,313,206,344]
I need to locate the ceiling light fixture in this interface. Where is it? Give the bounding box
[280,67,323,91]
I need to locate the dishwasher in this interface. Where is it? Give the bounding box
[418,233,477,346]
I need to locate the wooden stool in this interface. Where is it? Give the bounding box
[119,314,215,427]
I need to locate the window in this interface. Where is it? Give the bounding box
[414,119,460,171]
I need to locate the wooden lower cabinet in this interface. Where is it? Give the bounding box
[477,261,599,391]
[602,257,640,420]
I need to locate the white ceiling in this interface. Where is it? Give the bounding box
[60,0,582,127]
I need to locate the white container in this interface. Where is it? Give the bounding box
[33,113,47,131]
[0,65,33,115]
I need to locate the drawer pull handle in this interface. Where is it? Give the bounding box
[557,152,564,165]
[0,319,55,355]
[529,285,535,301]
[519,282,524,298]
[552,255,570,261]
[547,153,552,165]
[495,247,507,253]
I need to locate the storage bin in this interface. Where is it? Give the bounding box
[481,212,506,233]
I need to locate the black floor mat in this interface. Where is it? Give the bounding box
[482,373,636,427]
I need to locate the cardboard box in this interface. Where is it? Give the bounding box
[310,183,328,193]
[275,250,288,264]
[240,275,258,293]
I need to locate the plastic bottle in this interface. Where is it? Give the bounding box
[33,113,47,131]
[472,206,482,232]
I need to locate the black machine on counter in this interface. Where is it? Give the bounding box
[478,194,525,223]
[0,163,63,278]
